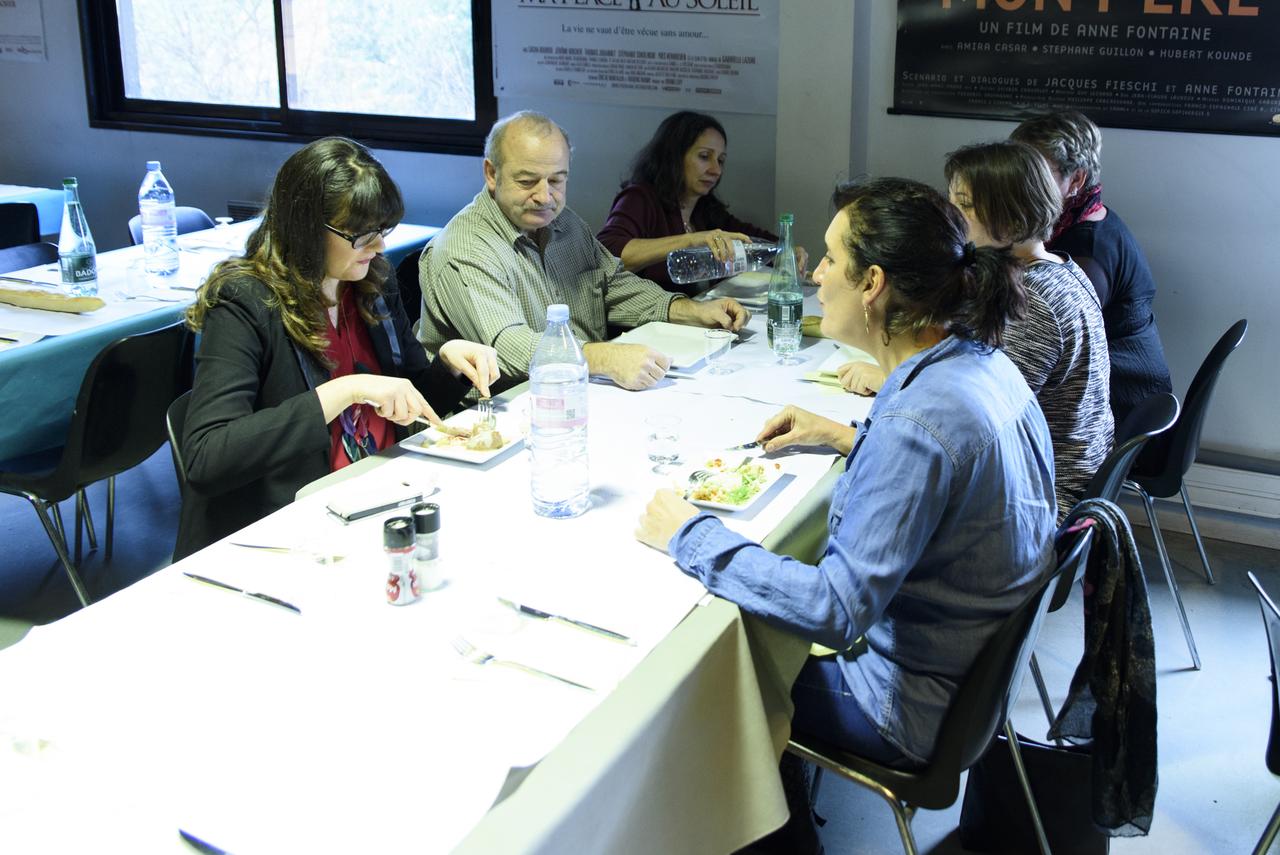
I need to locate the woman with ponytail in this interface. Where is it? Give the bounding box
[177,137,498,559]
[637,177,1057,802]
[946,139,1114,521]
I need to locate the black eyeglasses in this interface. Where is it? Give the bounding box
[324,223,396,250]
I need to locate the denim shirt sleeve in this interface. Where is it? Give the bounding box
[669,413,953,651]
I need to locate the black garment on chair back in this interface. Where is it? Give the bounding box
[0,203,40,250]
[1134,319,1247,497]
[55,323,189,493]
[0,241,58,274]
[395,249,424,329]
[1084,392,1179,505]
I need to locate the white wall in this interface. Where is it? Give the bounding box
[855,3,1279,463]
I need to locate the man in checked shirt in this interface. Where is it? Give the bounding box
[416,110,749,392]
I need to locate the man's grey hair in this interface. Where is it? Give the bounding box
[1010,110,1103,191]
[484,111,573,172]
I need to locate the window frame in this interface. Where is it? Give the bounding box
[77,0,496,155]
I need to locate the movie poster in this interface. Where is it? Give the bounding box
[894,0,1280,136]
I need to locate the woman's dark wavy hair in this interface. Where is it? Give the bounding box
[831,177,1025,348]
[624,110,731,228]
[187,136,404,367]
[944,140,1063,245]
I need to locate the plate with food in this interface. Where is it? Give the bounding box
[683,456,782,512]
[400,409,523,464]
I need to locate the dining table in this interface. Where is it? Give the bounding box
[0,183,64,236]
[0,220,438,463]
[0,290,878,853]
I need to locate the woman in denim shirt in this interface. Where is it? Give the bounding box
[638,178,1058,773]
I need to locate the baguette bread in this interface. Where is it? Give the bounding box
[0,287,105,314]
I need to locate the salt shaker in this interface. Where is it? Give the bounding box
[411,502,445,592]
[384,516,421,605]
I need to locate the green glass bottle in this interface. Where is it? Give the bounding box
[766,213,800,348]
[57,177,98,296]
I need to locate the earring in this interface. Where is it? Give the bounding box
[864,305,871,336]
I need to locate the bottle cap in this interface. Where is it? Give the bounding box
[62,178,77,187]
[383,516,414,549]
[411,502,440,534]
[779,213,794,225]
[546,304,569,323]
[146,160,161,171]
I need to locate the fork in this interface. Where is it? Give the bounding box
[229,542,345,564]
[450,635,595,691]
[476,397,496,429]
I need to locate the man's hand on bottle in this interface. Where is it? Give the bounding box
[583,342,672,391]
[669,297,750,332]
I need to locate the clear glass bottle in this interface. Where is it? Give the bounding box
[529,304,590,519]
[666,241,779,284]
[766,213,801,349]
[138,161,179,275]
[57,178,98,296]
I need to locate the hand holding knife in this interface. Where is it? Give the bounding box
[183,572,301,615]
[498,597,633,645]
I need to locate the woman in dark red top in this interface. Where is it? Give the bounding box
[598,111,804,296]
[177,137,498,559]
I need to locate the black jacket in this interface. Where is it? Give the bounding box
[175,271,469,560]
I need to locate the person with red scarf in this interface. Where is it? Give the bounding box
[1012,110,1173,425]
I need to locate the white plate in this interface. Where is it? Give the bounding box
[400,409,524,464]
[614,321,728,369]
[683,457,779,512]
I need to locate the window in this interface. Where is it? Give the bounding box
[80,0,495,154]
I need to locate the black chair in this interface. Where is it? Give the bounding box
[395,248,424,329]
[0,203,40,250]
[1248,571,1280,855]
[0,241,58,274]
[0,323,189,606]
[1126,319,1247,593]
[786,526,1094,855]
[127,206,215,245]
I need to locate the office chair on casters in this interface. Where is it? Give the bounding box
[785,526,1094,855]
[1125,319,1247,595]
[127,206,216,245]
[0,323,189,607]
[0,241,58,274]
[0,202,40,250]
[1247,571,1280,855]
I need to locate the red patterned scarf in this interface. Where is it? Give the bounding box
[1049,183,1104,244]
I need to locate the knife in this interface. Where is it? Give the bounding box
[179,829,232,855]
[0,275,60,288]
[726,440,762,451]
[183,572,302,615]
[498,597,634,645]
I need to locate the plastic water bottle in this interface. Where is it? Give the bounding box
[666,241,778,284]
[57,177,97,296]
[138,161,179,275]
[766,213,802,348]
[529,304,590,518]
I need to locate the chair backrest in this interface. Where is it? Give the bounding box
[395,248,424,329]
[1047,515,1097,612]
[49,323,190,493]
[1247,571,1280,776]
[127,206,216,245]
[0,203,40,250]
[0,241,58,274]
[932,526,1095,782]
[1084,392,1179,504]
[1136,319,1247,497]
[166,389,192,493]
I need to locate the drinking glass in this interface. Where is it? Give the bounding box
[772,320,805,366]
[646,415,681,472]
[704,329,738,375]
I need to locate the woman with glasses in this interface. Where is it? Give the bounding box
[637,178,1055,851]
[176,137,497,559]
[597,110,806,295]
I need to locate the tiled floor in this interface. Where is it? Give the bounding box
[812,525,1280,855]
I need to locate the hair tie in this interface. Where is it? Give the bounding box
[962,241,977,266]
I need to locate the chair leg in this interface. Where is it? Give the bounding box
[78,488,98,549]
[1029,654,1058,739]
[1180,484,1215,585]
[1138,487,1202,670]
[1254,800,1280,855]
[74,492,84,565]
[105,475,116,562]
[1004,719,1053,855]
[888,801,919,855]
[30,499,91,608]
